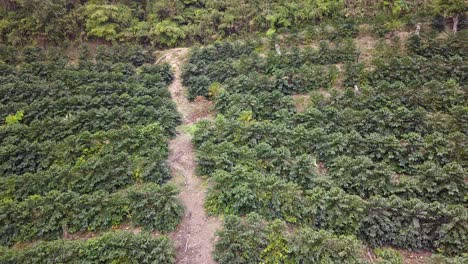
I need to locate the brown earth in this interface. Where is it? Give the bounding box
[291,94,311,113]
[399,249,432,264]
[161,48,221,264]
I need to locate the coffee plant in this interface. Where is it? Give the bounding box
[374,248,403,264]
[0,45,183,258]
[0,231,175,264]
[182,40,355,100]
[0,183,182,246]
[189,33,467,261]
[214,213,368,264]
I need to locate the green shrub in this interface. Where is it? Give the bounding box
[360,196,467,254]
[429,254,468,264]
[0,183,183,246]
[290,228,367,264]
[375,248,403,264]
[128,183,183,232]
[215,213,368,264]
[304,187,367,235]
[214,213,268,264]
[140,63,174,84]
[0,232,175,264]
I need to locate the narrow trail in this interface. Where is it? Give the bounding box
[162,48,221,264]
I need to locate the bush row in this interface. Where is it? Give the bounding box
[1,105,180,144]
[195,116,466,203]
[0,65,173,104]
[214,213,368,264]
[217,213,468,263]
[0,183,183,246]
[0,44,155,66]
[0,124,171,199]
[344,56,466,89]
[1,92,175,127]
[206,168,467,255]
[407,32,467,59]
[182,40,357,100]
[215,91,297,121]
[0,231,175,264]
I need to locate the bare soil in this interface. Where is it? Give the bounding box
[399,249,432,264]
[356,34,379,63]
[365,247,432,264]
[162,48,221,264]
[291,94,311,113]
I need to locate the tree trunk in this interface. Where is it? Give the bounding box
[453,14,459,33]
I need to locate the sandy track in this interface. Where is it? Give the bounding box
[162,48,220,264]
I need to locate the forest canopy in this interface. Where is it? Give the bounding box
[1,0,466,46]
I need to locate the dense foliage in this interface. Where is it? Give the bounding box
[429,254,468,264]
[214,213,368,264]
[182,40,356,101]
[0,183,183,246]
[0,45,183,253]
[0,231,175,263]
[374,248,403,264]
[1,1,467,262]
[188,30,467,261]
[1,0,464,46]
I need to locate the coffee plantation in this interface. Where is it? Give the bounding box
[0,45,182,261]
[185,32,467,262]
[1,1,467,262]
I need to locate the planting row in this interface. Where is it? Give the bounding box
[1,124,170,198]
[186,36,467,260]
[0,231,175,264]
[0,45,184,253]
[214,213,468,264]
[0,183,183,246]
[182,40,358,100]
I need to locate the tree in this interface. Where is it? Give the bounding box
[433,0,468,32]
[83,3,132,41]
[4,0,81,44]
[149,19,186,47]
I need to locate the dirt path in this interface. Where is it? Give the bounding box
[161,48,220,264]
